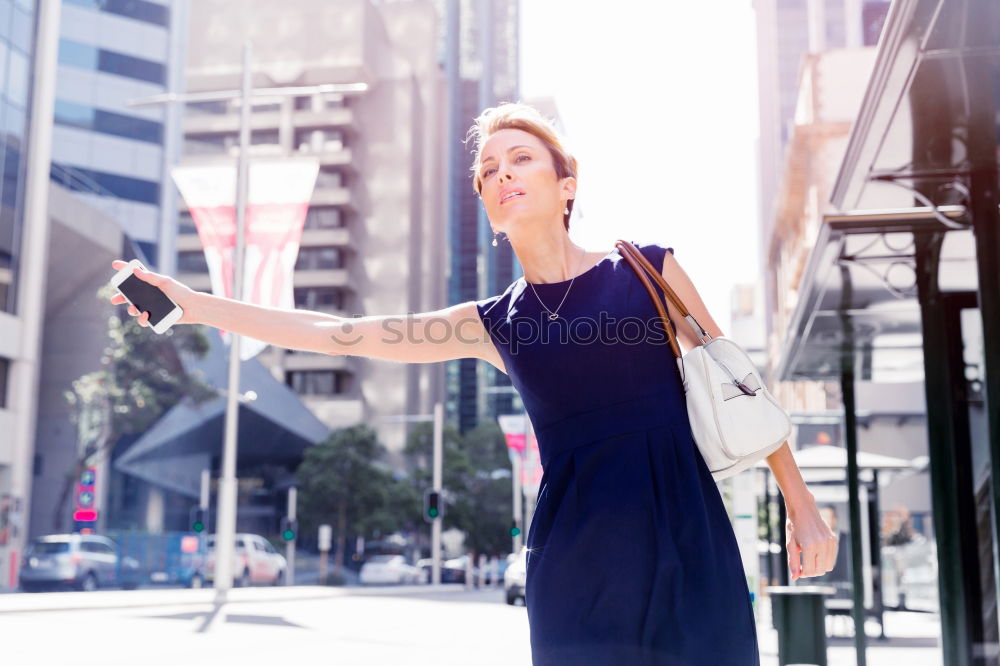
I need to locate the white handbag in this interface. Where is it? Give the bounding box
[616,240,792,481]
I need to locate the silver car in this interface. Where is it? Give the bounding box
[19,534,139,592]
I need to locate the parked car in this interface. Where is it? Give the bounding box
[504,547,527,605]
[359,554,423,585]
[418,555,479,584]
[19,534,140,592]
[204,533,286,587]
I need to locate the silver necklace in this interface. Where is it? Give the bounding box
[527,247,588,321]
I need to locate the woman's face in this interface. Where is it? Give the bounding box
[478,128,574,232]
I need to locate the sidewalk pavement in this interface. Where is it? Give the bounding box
[755,595,943,665]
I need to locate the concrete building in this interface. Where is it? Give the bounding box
[174,0,447,465]
[754,0,890,346]
[50,0,189,273]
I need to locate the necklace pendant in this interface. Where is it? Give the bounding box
[548,312,559,320]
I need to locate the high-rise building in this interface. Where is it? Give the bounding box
[754,0,890,346]
[0,0,61,589]
[49,0,188,272]
[443,0,520,434]
[176,0,447,462]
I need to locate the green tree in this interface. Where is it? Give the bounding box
[459,421,517,556]
[295,424,396,576]
[58,283,216,531]
[403,419,516,557]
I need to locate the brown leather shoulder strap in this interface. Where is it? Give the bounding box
[615,239,712,348]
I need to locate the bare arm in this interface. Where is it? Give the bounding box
[659,250,836,579]
[108,260,507,373]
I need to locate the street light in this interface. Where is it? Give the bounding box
[127,42,366,603]
[379,403,444,585]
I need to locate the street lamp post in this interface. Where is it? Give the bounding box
[380,402,444,585]
[127,42,366,601]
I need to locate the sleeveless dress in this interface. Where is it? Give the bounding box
[475,241,760,666]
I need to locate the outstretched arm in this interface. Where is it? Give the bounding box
[658,251,837,580]
[108,260,506,373]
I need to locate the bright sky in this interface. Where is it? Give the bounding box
[520,1,760,334]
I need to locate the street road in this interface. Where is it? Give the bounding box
[0,584,943,665]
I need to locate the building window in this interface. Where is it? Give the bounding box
[294,286,344,312]
[178,211,196,234]
[63,0,169,28]
[185,100,228,115]
[285,370,342,396]
[294,95,346,111]
[58,39,166,86]
[0,356,8,408]
[294,129,344,153]
[49,163,160,205]
[303,207,343,230]
[177,251,208,273]
[54,99,164,145]
[314,167,344,189]
[295,246,343,271]
[184,133,229,155]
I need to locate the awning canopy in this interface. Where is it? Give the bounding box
[775,0,998,382]
[774,206,977,381]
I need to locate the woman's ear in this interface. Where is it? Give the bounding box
[560,175,577,201]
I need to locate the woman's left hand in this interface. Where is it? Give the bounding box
[785,496,839,580]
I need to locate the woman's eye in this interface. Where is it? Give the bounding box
[483,167,496,178]
[516,153,530,162]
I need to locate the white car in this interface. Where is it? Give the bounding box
[359,554,423,585]
[504,547,527,605]
[204,533,286,587]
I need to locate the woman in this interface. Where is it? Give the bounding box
[110,102,837,664]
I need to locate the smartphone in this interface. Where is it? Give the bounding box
[110,259,184,334]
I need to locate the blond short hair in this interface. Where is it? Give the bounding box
[466,102,578,230]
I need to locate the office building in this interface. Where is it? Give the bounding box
[175,0,447,464]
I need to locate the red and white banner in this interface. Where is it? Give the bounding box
[171,158,320,360]
[497,413,543,492]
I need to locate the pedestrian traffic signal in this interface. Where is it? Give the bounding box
[509,521,521,538]
[280,517,297,541]
[423,489,443,523]
[189,507,207,533]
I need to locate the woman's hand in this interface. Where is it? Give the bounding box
[785,495,839,580]
[109,260,202,327]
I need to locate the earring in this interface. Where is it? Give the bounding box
[492,231,499,247]
[564,205,570,215]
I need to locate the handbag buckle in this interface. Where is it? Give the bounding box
[733,379,757,396]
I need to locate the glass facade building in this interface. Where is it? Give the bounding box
[0,0,37,315]
[443,0,521,434]
[50,0,178,266]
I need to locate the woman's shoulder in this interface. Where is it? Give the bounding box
[474,279,522,322]
[622,239,675,264]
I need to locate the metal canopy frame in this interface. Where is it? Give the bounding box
[774,1,1000,663]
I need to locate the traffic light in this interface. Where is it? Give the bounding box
[509,521,521,538]
[189,506,207,533]
[280,517,298,542]
[423,489,443,523]
[73,467,98,524]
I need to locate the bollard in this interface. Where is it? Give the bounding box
[765,585,836,666]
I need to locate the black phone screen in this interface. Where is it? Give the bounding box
[117,274,177,326]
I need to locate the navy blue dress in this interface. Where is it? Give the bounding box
[476,241,760,665]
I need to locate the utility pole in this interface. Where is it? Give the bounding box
[128,43,366,603]
[381,402,444,585]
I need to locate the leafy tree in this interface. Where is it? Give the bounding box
[58,283,216,532]
[295,424,396,576]
[403,419,516,557]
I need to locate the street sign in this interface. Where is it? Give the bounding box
[318,525,332,552]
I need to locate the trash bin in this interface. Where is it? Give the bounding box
[765,585,836,666]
